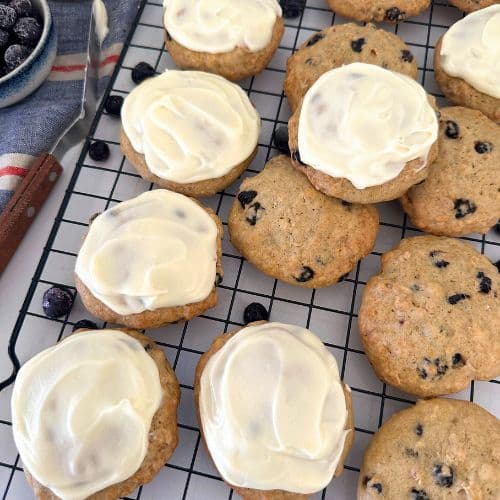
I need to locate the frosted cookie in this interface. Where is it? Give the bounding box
[11,328,180,500]
[450,0,500,12]
[288,63,439,204]
[75,190,223,329]
[401,107,500,236]
[194,322,354,498]
[358,399,500,499]
[435,5,500,123]
[284,23,418,111]
[326,0,431,22]
[163,0,284,81]
[228,155,379,288]
[359,236,500,398]
[121,70,260,197]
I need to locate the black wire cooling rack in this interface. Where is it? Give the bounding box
[0,1,499,498]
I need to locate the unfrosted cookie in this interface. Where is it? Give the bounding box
[163,0,284,81]
[284,23,418,111]
[121,70,260,198]
[194,322,355,498]
[326,0,430,22]
[12,328,180,500]
[75,190,223,329]
[434,6,500,123]
[449,0,500,12]
[401,107,500,236]
[359,235,500,398]
[288,63,439,204]
[358,399,500,499]
[228,155,379,288]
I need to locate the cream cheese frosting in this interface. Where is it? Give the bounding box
[122,70,260,184]
[11,330,163,500]
[75,190,219,316]
[199,322,350,494]
[298,62,438,190]
[440,5,500,99]
[163,0,282,54]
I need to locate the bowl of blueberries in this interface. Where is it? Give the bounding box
[0,0,57,108]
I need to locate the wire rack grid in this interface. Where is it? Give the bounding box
[0,1,499,498]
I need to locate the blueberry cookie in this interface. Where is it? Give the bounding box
[164,0,284,81]
[434,6,500,123]
[401,107,500,236]
[195,322,355,498]
[121,70,260,198]
[449,0,500,12]
[359,235,500,398]
[326,0,431,22]
[75,190,224,329]
[12,328,180,500]
[288,63,439,204]
[228,155,379,288]
[284,23,418,111]
[358,399,500,499]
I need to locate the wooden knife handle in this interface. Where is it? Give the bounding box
[0,154,62,274]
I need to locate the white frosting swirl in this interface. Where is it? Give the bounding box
[122,70,260,184]
[11,330,163,500]
[298,63,438,189]
[75,190,219,315]
[163,0,282,54]
[441,5,500,99]
[199,322,350,494]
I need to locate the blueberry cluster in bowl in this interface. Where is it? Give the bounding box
[0,0,42,77]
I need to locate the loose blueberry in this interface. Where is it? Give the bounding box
[42,286,74,319]
[385,7,405,21]
[104,94,124,117]
[238,190,258,208]
[72,319,98,332]
[9,0,31,17]
[454,198,476,219]
[12,16,41,46]
[244,302,269,324]
[279,0,305,18]
[88,140,110,162]
[295,266,314,283]
[131,61,155,84]
[415,423,423,436]
[401,49,414,62]
[245,202,264,226]
[476,271,492,294]
[0,28,8,49]
[411,489,429,500]
[351,37,365,53]
[474,141,493,154]
[448,293,470,305]
[433,464,454,487]
[444,120,460,139]
[306,33,324,47]
[0,5,16,29]
[273,125,290,155]
[452,353,465,367]
[3,43,29,69]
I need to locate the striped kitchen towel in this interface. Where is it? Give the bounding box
[0,0,140,213]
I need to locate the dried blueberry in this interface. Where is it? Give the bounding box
[351,37,365,52]
[434,260,449,268]
[452,353,465,367]
[371,483,383,494]
[88,140,110,162]
[405,448,419,458]
[454,199,476,219]
[245,202,264,225]
[476,271,492,294]
[3,43,29,69]
[12,17,41,46]
[238,190,257,208]
[401,49,414,62]
[435,358,448,376]
[448,293,470,305]
[417,357,448,379]
[42,286,74,319]
[385,7,405,21]
[244,302,269,324]
[306,33,324,47]
[295,266,314,283]
[433,464,454,487]
[415,423,423,436]
[104,94,124,117]
[445,120,460,139]
[474,141,493,154]
[273,125,290,155]
[72,319,98,332]
[0,5,16,29]
[9,0,31,17]
[411,489,429,500]
[131,61,155,84]
[363,478,382,494]
[279,0,305,18]
[0,28,8,49]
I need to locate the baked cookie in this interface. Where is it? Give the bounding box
[449,0,500,12]
[326,0,431,22]
[401,107,500,236]
[163,0,284,81]
[284,23,418,111]
[288,63,439,204]
[228,155,379,288]
[194,322,355,498]
[75,190,224,329]
[121,70,260,198]
[359,235,500,398]
[434,5,500,123]
[12,328,180,500]
[358,398,500,499]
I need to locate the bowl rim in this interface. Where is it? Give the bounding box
[0,0,53,85]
